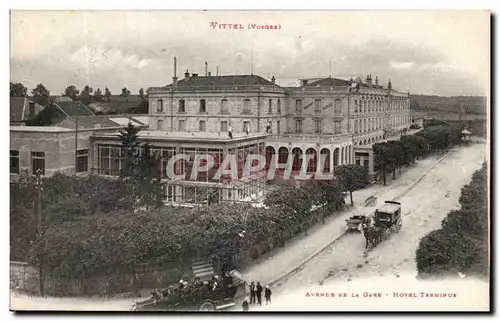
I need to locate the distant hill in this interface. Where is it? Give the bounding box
[410,95,487,115]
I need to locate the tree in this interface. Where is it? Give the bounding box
[139,88,146,99]
[94,88,103,102]
[63,85,79,101]
[415,162,489,279]
[373,142,390,185]
[79,85,93,105]
[136,143,164,211]
[104,87,112,102]
[31,83,50,106]
[334,164,369,206]
[10,82,28,97]
[121,87,131,103]
[119,122,141,179]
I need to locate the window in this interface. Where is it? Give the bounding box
[243,121,250,132]
[199,99,206,113]
[221,99,228,113]
[157,119,164,130]
[268,99,272,113]
[178,120,186,131]
[277,99,281,113]
[314,119,322,133]
[10,150,19,174]
[179,99,185,112]
[363,159,369,169]
[31,151,45,175]
[295,119,302,133]
[243,99,251,113]
[314,99,321,114]
[295,99,302,114]
[221,121,228,132]
[354,100,358,112]
[157,100,163,112]
[334,99,341,113]
[277,121,281,134]
[356,159,361,166]
[199,120,206,132]
[354,120,358,134]
[76,149,89,173]
[334,121,342,134]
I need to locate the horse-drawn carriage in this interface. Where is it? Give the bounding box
[362,201,402,249]
[345,215,371,232]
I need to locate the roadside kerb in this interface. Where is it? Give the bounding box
[267,230,349,288]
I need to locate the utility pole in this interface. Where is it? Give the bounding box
[34,169,44,296]
[74,116,79,176]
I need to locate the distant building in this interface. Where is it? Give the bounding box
[10,115,149,179]
[10,97,45,126]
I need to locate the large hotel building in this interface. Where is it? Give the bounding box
[10,59,411,205]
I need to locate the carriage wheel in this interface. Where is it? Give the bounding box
[395,219,402,233]
[199,301,216,311]
[384,228,391,240]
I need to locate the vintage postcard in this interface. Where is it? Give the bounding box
[9,10,490,312]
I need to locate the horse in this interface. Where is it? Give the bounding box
[363,225,383,249]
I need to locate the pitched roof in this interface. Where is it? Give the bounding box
[165,75,281,89]
[10,97,26,122]
[25,104,67,126]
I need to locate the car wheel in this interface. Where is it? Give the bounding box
[199,301,216,311]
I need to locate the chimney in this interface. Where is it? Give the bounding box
[375,76,379,86]
[366,75,372,86]
[301,79,308,86]
[208,72,212,77]
[271,75,276,84]
[205,61,208,76]
[28,102,35,118]
[388,79,392,90]
[192,73,199,77]
[184,69,190,80]
[173,57,178,87]
[216,65,219,76]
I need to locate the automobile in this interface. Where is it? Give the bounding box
[131,270,246,312]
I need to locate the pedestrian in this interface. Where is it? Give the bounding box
[228,125,233,139]
[249,281,256,304]
[256,282,263,305]
[265,285,272,305]
[242,297,249,311]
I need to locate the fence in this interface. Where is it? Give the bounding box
[10,260,189,297]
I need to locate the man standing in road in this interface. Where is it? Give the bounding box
[256,282,263,305]
[249,281,256,304]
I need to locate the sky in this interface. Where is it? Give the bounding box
[10,10,490,97]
